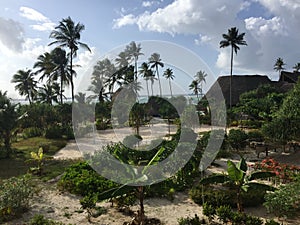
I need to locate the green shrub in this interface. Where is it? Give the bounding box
[239,120,262,129]
[0,175,34,222]
[216,205,233,224]
[227,129,248,150]
[247,130,264,142]
[22,127,43,139]
[265,219,280,225]
[202,202,215,222]
[177,214,205,225]
[58,162,118,198]
[264,180,300,217]
[29,214,75,225]
[45,124,63,139]
[62,125,75,140]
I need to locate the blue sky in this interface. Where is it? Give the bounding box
[1,0,300,98]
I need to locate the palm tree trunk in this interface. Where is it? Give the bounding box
[169,79,173,97]
[70,49,74,103]
[60,76,63,104]
[230,46,233,111]
[146,80,150,98]
[156,65,162,97]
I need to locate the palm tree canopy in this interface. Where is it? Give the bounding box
[274,57,286,71]
[49,16,91,55]
[220,27,247,54]
[195,70,207,83]
[148,53,164,68]
[163,68,174,80]
[125,41,143,62]
[293,63,300,72]
[189,80,200,94]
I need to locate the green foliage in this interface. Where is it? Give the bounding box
[0,175,34,222]
[265,219,280,225]
[80,195,97,222]
[45,124,64,139]
[227,129,248,150]
[264,179,300,218]
[29,214,75,225]
[58,162,118,198]
[202,202,215,222]
[22,127,43,139]
[247,130,264,142]
[29,147,44,175]
[216,205,233,223]
[177,214,205,225]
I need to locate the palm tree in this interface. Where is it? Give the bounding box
[115,51,129,69]
[293,62,300,72]
[163,68,175,97]
[148,53,164,97]
[189,80,200,101]
[274,57,286,79]
[12,69,37,104]
[33,52,55,81]
[139,62,152,98]
[37,83,60,105]
[194,70,207,97]
[125,41,143,81]
[49,16,91,102]
[220,27,247,109]
[75,92,88,104]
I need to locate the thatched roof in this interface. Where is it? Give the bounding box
[279,71,300,83]
[208,75,273,107]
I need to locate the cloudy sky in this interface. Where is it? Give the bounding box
[0,0,300,98]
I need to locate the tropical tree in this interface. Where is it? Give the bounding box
[49,16,91,102]
[194,70,207,97]
[0,91,19,157]
[220,27,247,109]
[75,92,88,104]
[163,68,175,97]
[274,57,286,79]
[37,83,60,105]
[189,80,200,101]
[139,62,152,98]
[11,69,37,104]
[293,62,300,72]
[200,158,275,212]
[33,52,55,81]
[125,41,143,81]
[115,51,129,69]
[148,53,164,97]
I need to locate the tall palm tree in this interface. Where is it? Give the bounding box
[148,53,164,97]
[11,69,37,104]
[33,52,55,81]
[125,41,143,81]
[163,68,175,97]
[220,27,247,109]
[115,51,130,69]
[274,57,286,79]
[189,80,200,101]
[75,92,88,104]
[293,62,300,72]
[49,16,91,102]
[139,62,152,98]
[194,70,207,97]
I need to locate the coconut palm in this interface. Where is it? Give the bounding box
[49,16,91,102]
[37,83,60,105]
[163,68,175,97]
[189,80,200,101]
[75,92,88,104]
[115,51,130,69]
[12,69,37,104]
[220,27,247,109]
[33,52,55,81]
[125,41,143,81]
[274,57,286,79]
[293,62,300,72]
[139,62,152,98]
[194,70,207,97]
[148,53,164,97]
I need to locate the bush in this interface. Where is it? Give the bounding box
[61,125,75,140]
[29,214,75,225]
[0,175,34,222]
[45,124,63,139]
[58,162,118,198]
[227,129,248,150]
[247,130,264,142]
[22,127,43,139]
[177,214,205,225]
[264,179,300,217]
[265,219,280,225]
[202,202,215,222]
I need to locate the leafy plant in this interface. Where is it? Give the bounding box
[177,214,204,225]
[202,202,215,222]
[199,157,275,212]
[29,214,75,225]
[265,219,280,225]
[80,195,97,222]
[0,175,34,222]
[227,129,248,150]
[29,147,44,175]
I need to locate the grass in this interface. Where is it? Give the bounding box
[0,136,76,180]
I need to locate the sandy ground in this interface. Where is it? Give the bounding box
[6,124,300,224]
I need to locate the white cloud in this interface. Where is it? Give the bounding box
[195,34,212,45]
[113,14,137,29]
[142,1,154,7]
[0,17,24,52]
[19,6,55,32]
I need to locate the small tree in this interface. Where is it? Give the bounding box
[200,157,275,212]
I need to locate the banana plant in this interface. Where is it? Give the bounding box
[199,157,275,212]
[30,147,44,175]
[96,146,166,224]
